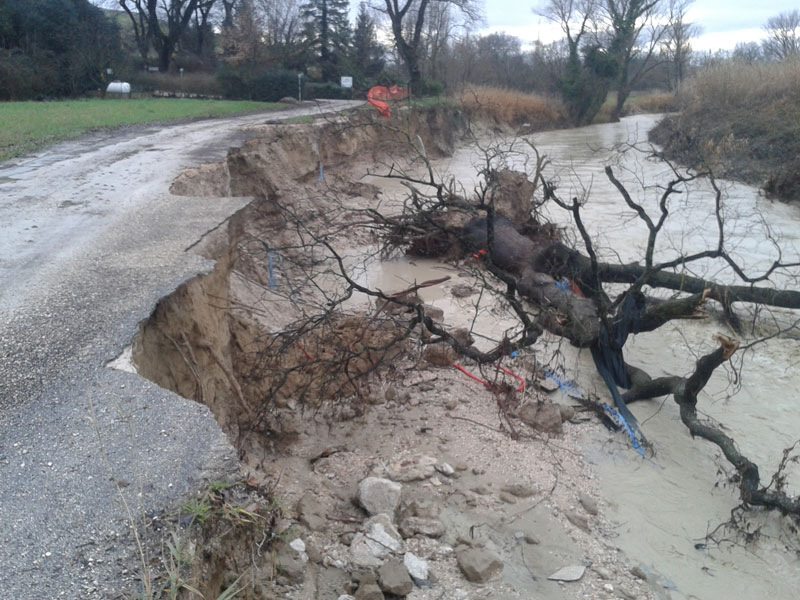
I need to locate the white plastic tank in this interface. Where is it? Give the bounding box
[106,81,131,95]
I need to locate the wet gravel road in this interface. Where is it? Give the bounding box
[0,100,362,598]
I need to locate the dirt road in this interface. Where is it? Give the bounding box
[0,100,362,599]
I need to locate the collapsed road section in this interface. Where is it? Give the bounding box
[0,100,362,599]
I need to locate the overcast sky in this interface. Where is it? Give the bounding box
[481,0,798,51]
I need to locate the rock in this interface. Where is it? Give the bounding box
[399,516,446,538]
[358,477,403,517]
[435,462,455,476]
[499,492,517,504]
[386,455,438,482]
[423,344,458,367]
[353,571,378,585]
[279,96,299,104]
[594,566,612,580]
[471,485,490,495]
[362,514,404,557]
[385,387,398,403]
[422,305,445,321]
[565,510,590,532]
[289,538,306,553]
[273,548,308,585]
[338,596,356,600]
[354,582,384,600]
[305,537,324,564]
[535,377,560,392]
[445,398,459,410]
[518,401,563,433]
[400,498,441,519]
[350,515,404,566]
[631,565,648,580]
[524,533,540,545]
[619,587,638,599]
[297,492,327,532]
[404,552,430,581]
[559,404,576,421]
[456,548,504,583]
[349,534,384,568]
[579,493,599,515]
[547,565,586,582]
[501,483,536,498]
[378,561,414,596]
[603,583,614,593]
[398,498,445,538]
[451,284,475,298]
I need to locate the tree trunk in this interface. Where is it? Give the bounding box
[158,40,174,72]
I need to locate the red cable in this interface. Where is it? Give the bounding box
[295,341,315,362]
[452,364,490,388]
[452,364,525,393]
[497,366,526,392]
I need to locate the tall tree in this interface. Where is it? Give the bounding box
[603,0,665,121]
[538,0,614,125]
[762,9,800,60]
[258,0,303,68]
[661,0,699,90]
[189,0,217,59]
[376,0,480,95]
[301,0,351,82]
[149,0,205,72]
[350,2,385,83]
[119,0,207,71]
[118,0,152,64]
[221,0,265,66]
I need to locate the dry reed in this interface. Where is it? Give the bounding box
[456,85,565,129]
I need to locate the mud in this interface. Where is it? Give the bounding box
[129,109,800,600]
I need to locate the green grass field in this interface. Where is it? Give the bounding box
[0,98,283,161]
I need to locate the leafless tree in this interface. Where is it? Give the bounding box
[366,119,800,518]
[117,0,206,71]
[373,0,482,93]
[602,0,667,120]
[660,0,700,90]
[118,0,154,64]
[762,9,800,60]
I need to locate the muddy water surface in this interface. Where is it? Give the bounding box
[373,115,800,599]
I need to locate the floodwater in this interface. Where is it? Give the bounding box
[370,115,800,600]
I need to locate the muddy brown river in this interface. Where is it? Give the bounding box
[370,114,800,600]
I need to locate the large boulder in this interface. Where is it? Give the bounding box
[378,560,414,596]
[357,477,402,517]
[456,547,504,583]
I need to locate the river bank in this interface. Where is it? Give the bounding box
[125,106,800,600]
[648,60,800,203]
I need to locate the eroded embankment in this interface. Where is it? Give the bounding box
[134,107,462,440]
[128,108,666,600]
[649,106,800,202]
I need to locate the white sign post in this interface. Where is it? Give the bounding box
[340,76,353,88]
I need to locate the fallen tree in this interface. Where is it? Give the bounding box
[363,132,800,517]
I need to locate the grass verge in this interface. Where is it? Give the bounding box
[0,98,282,161]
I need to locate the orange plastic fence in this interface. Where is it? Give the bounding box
[367,85,409,117]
